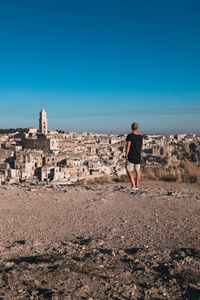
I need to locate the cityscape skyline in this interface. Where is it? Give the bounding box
[0,0,200,134]
[0,105,199,135]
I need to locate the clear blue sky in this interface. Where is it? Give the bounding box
[0,0,199,134]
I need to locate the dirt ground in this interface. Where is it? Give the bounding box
[0,181,199,299]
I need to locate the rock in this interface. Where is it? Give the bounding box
[131,284,137,296]
[75,285,90,297]
[150,287,158,295]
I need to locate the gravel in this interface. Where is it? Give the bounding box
[0,181,199,299]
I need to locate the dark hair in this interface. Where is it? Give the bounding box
[131,122,138,130]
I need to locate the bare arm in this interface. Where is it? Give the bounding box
[125,141,131,159]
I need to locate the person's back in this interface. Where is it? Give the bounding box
[126,132,143,164]
[125,122,143,190]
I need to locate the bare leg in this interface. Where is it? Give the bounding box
[135,170,140,187]
[127,171,135,188]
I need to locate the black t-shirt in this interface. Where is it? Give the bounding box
[126,133,143,164]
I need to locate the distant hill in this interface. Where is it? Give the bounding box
[0,128,29,134]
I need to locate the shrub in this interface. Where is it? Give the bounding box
[161,174,177,182]
[188,175,198,183]
[113,175,129,183]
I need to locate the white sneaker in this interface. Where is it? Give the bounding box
[131,187,138,192]
[131,187,138,194]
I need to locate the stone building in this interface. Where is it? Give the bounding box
[14,150,43,179]
[22,134,59,152]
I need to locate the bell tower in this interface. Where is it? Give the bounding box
[39,106,48,134]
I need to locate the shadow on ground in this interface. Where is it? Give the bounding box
[0,237,200,299]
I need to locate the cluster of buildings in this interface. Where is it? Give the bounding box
[0,108,199,185]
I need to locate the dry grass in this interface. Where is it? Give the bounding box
[141,160,200,183]
[86,160,200,185]
[184,160,200,183]
[86,174,129,185]
[86,175,113,185]
[141,166,180,182]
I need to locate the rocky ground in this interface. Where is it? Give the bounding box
[0,181,199,299]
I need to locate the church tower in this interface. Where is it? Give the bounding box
[39,106,48,134]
